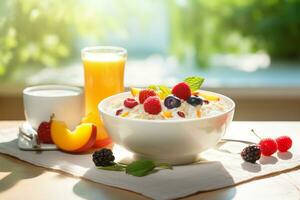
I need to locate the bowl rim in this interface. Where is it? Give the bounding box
[23,85,83,98]
[98,90,235,123]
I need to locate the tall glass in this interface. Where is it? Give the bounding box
[81,46,127,147]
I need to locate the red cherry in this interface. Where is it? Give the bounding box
[37,122,53,143]
[37,114,54,144]
[259,138,277,156]
[276,136,292,152]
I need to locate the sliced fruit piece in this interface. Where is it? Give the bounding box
[81,112,112,148]
[131,87,142,97]
[94,137,113,149]
[157,91,165,100]
[162,111,173,118]
[195,91,220,101]
[121,111,129,117]
[51,120,97,153]
[196,110,201,118]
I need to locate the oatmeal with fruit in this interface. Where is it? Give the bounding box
[109,77,229,120]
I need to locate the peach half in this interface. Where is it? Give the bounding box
[81,112,112,148]
[51,120,97,153]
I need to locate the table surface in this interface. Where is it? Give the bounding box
[1,121,300,200]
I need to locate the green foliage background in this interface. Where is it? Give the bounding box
[1,0,300,79]
[0,0,76,78]
[0,0,133,80]
[169,0,300,66]
[228,0,300,59]
[169,0,251,66]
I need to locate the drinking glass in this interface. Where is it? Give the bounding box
[81,46,127,147]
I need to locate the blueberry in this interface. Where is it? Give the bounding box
[164,96,181,109]
[187,96,203,106]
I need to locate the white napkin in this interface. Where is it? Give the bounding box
[0,122,300,200]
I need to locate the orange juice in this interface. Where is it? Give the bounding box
[83,56,125,114]
[82,46,126,147]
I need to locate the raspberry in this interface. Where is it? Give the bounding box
[172,82,191,100]
[241,144,261,163]
[276,136,292,152]
[139,89,156,104]
[37,115,54,144]
[124,98,138,108]
[143,96,162,115]
[259,138,278,156]
[92,148,115,166]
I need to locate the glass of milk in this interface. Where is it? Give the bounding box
[23,85,84,130]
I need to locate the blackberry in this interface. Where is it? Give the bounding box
[92,148,115,166]
[241,144,261,163]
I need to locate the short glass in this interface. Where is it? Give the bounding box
[81,46,127,147]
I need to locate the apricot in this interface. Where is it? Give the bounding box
[81,112,112,148]
[51,120,97,153]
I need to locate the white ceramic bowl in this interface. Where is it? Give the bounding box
[99,91,235,165]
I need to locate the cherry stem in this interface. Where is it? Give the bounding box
[50,113,55,121]
[251,129,262,140]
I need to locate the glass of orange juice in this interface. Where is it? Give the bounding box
[81,46,127,148]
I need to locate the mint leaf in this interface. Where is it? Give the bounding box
[126,160,155,177]
[96,160,173,177]
[184,76,205,92]
[97,164,126,171]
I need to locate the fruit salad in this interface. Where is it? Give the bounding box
[109,77,229,120]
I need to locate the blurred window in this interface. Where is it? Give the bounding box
[0,0,300,91]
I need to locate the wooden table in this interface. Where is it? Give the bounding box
[1,121,300,200]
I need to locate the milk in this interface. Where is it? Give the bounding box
[28,89,80,97]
